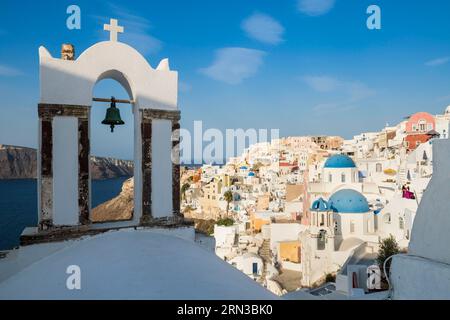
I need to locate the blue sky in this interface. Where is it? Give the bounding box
[1,0,450,160]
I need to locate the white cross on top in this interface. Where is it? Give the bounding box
[104,18,124,42]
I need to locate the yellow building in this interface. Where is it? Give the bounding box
[250,212,271,233]
[279,241,301,263]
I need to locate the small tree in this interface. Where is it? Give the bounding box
[325,273,336,283]
[377,235,400,282]
[216,218,235,227]
[181,183,190,202]
[223,190,233,218]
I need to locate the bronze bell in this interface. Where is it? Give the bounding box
[101,97,125,132]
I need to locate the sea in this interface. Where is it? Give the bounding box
[0,177,128,251]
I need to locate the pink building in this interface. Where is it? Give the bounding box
[405,112,435,134]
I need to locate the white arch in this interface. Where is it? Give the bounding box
[39,41,178,110]
[95,69,134,101]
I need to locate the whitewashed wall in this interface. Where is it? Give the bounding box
[151,119,173,218]
[53,117,79,226]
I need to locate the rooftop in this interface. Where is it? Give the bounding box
[0,228,277,300]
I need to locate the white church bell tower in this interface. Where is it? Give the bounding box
[25,18,184,243]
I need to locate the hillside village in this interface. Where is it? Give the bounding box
[180,107,450,297]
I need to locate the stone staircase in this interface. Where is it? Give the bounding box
[259,239,271,263]
[258,239,272,283]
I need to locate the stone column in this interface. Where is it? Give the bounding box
[37,104,90,229]
[38,109,54,230]
[78,116,90,225]
[172,119,181,217]
[140,115,153,224]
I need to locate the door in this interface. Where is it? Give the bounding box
[252,262,258,275]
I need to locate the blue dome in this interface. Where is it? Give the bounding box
[311,198,329,212]
[329,189,369,213]
[324,155,356,168]
[248,172,255,177]
[240,166,248,170]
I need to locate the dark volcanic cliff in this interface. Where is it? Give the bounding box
[0,145,36,179]
[0,145,133,180]
[90,156,133,180]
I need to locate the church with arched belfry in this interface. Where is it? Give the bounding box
[22,19,188,244]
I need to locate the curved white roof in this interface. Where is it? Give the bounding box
[39,41,178,110]
[0,229,276,300]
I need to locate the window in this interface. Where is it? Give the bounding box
[383,213,391,224]
[350,221,355,233]
[419,120,426,132]
[399,217,405,230]
[329,174,333,183]
[320,214,325,227]
[376,163,382,173]
[341,173,346,183]
[317,230,327,250]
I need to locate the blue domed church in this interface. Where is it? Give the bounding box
[301,155,381,287]
[323,154,359,186]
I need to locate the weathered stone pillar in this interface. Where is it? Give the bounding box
[38,109,54,230]
[141,115,153,224]
[78,116,90,225]
[172,120,181,217]
[37,104,90,229]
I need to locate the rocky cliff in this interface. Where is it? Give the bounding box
[90,156,133,180]
[90,177,213,232]
[91,177,134,222]
[0,145,36,179]
[0,145,133,180]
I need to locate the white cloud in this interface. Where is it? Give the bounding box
[303,75,339,92]
[200,48,266,85]
[241,13,284,45]
[0,64,22,77]
[303,75,375,114]
[425,56,450,67]
[297,0,336,16]
[97,4,162,55]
